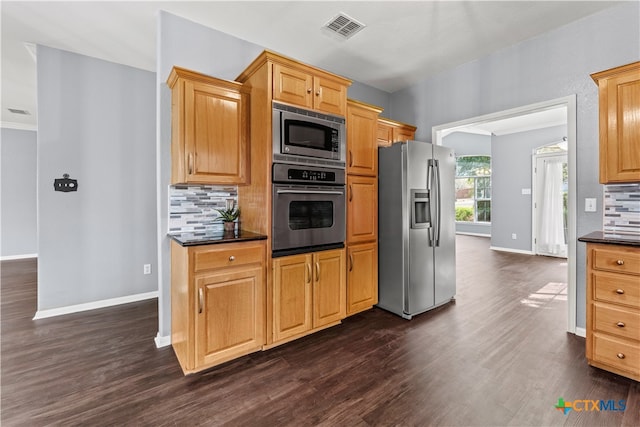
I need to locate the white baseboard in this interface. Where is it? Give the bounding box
[490,246,534,255]
[1,253,37,261]
[574,327,586,338]
[33,291,158,320]
[154,333,171,348]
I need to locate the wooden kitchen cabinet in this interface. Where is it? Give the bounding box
[347,242,378,315]
[585,243,640,381]
[347,175,378,244]
[167,66,249,185]
[377,117,417,147]
[347,100,382,176]
[591,61,640,183]
[273,62,348,116]
[272,248,346,343]
[171,240,266,374]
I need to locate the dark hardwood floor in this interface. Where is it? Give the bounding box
[2,235,638,426]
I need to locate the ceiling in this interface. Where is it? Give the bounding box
[1,1,621,129]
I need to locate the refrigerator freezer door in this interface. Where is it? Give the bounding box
[433,144,457,305]
[406,141,435,315]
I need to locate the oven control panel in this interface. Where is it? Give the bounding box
[273,163,345,185]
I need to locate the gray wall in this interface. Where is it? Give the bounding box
[156,12,390,339]
[387,1,640,329]
[492,125,567,251]
[37,46,157,311]
[1,128,37,257]
[442,131,492,236]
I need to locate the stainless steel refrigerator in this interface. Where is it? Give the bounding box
[377,140,456,319]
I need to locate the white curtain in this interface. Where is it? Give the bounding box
[539,159,565,255]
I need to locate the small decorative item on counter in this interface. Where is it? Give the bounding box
[216,200,240,232]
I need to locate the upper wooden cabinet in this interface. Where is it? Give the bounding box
[167,66,249,185]
[238,50,351,117]
[347,100,383,176]
[377,117,417,147]
[591,61,640,184]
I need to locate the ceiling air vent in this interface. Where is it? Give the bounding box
[323,13,366,40]
[8,108,30,115]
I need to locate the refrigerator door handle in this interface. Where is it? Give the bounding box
[434,159,441,247]
[427,159,436,247]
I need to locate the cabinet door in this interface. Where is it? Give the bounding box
[347,103,379,176]
[377,121,393,147]
[313,249,346,328]
[185,80,248,184]
[347,242,378,315]
[273,63,313,109]
[272,254,313,341]
[314,77,347,116]
[393,126,415,143]
[599,68,640,183]
[195,266,264,368]
[347,175,378,244]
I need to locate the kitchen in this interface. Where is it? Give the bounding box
[2,1,639,425]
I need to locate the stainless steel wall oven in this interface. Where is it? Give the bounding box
[272,163,346,257]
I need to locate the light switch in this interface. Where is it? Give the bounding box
[521,188,531,195]
[585,198,597,212]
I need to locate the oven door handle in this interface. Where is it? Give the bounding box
[276,189,344,195]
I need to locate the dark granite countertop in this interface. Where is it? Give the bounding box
[578,231,640,247]
[168,230,267,247]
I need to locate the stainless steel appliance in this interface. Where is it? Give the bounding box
[272,163,346,257]
[377,141,456,319]
[272,102,346,167]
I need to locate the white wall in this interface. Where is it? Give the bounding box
[388,2,640,328]
[1,127,37,258]
[36,46,157,312]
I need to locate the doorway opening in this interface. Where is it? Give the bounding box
[432,95,577,334]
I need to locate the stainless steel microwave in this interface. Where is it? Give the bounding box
[272,102,346,167]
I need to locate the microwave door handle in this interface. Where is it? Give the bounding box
[276,189,344,195]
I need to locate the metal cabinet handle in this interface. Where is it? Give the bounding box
[315,262,320,281]
[348,151,353,167]
[307,88,312,94]
[229,255,235,262]
[616,259,624,265]
[616,289,625,295]
[349,184,353,202]
[617,353,626,359]
[306,263,311,284]
[316,90,321,96]
[198,288,204,314]
[617,322,626,328]
[188,153,194,175]
[349,254,354,272]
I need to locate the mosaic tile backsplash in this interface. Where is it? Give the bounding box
[603,183,640,236]
[168,185,238,234]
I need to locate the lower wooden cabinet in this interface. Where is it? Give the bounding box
[347,242,378,315]
[586,243,640,381]
[171,240,266,374]
[347,175,378,244]
[272,248,346,343]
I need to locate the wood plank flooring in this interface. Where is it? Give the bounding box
[2,235,638,426]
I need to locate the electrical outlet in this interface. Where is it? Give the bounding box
[511,233,517,240]
[143,264,151,275]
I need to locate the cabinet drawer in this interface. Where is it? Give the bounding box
[193,244,264,272]
[593,303,640,341]
[592,333,640,377]
[593,271,640,308]
[592,246,640,275]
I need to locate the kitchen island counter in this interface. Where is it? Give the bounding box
[578,231,640,247]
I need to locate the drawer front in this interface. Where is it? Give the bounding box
[593,333,640,377]
[592,246,640,275]
[593,303,640,341]
[193,243,264,272]
[593,271,640,308]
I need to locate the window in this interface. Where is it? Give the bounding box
[455,155,491,223]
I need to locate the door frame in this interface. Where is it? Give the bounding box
[432,95,577,335]
[532,151,568,258]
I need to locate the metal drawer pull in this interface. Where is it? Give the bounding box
[315,262,320,281]
[229,255,235,262]
[617,322,626,328]
[616,289,625,295]
[616,259,624,265]
[617,353,625,359]
[306,263,311,284]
